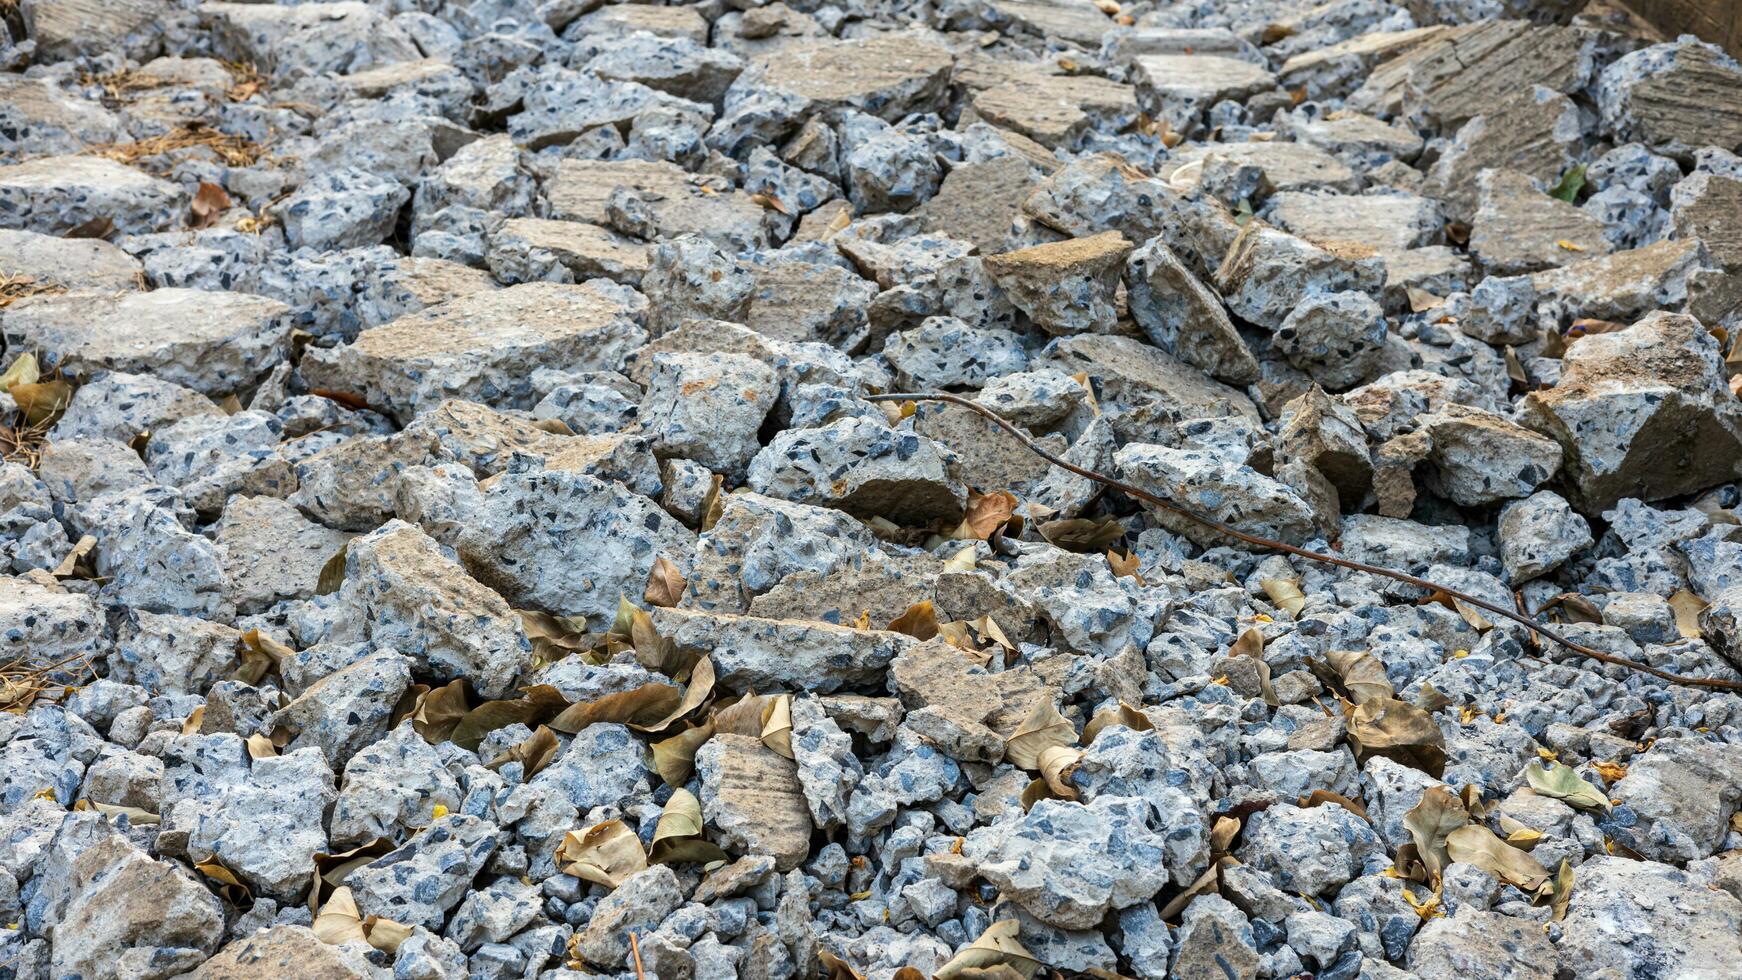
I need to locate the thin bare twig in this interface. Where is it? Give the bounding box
[629,931,646,980]
[867,391,1742,693]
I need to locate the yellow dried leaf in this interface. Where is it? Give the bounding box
[760,693,794,759]
[1004,700,1077,770]
[649,787,728,866]
[1082,702,1152,745]
[1261,578,1307,617]
[886,600,940,641]
[556,819,647,888]
[943,545,977,573]
[1555,239,1586,252]
[1592,760,1627,784]
[0,353,40,390]
[934,920,1042,980]
[1668,589,1707,640]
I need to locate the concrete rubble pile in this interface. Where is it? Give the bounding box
[3,0,1742,976]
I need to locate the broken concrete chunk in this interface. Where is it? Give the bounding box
[747,416,966,524]
[650,606,915,693]
[981,232,1132,335]
[1469,168,1610,274]
[1126,238,1260,385]
[696,734,813,871]
[1520,311,1742,511]
[2,289,291,397]
[300,282,646,423]
[339,519,529,698]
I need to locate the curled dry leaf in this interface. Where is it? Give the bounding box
[943,544,977,573]
[1158,857,1235,920]
[1037,516,1125,553]
[312,885,368,945]
[244,732,278,760]
[699,473,725,532]
[410,679,469,742]
[180,705,205,735]
[72,799,161,825]
[1003,700,1077,770]
[315,542,347,595]
[190,181,232,228]
[548,681,681,735]
[1082,702,1152,745]
[1299,789,1370,823]
[1668,589,1707,640]
[886,600,941,641]
[1523,761,1611,811]
[651,721,714,787]
[1209,815,1240,856]
[486,724,560,779]
[51,534,97,580]
[819,950,867,980]
[1401,786,1469,881]
[1545,858,1575,921]
[9,379,71,426]
[1106,549,1145,584]
[1037,744,1083,798]
[1260,578,1306,617]
[1229,627,1278,707]
[1536,592,1604,625]
[193,855,252,905]
[649,787,728,866]
[1445,824,1550,890]
[557,819,648,888]
[0,352,40,390]
[760,693,794,759]
[1317,649,1394,705]
[1346,697,1446,777]
[644,556,686,608]
[630,605,692,677]
[955,490,1019,541]
[450,684,568,751]
[310,838,395,915]
[933,920,1042,980]
[235,628,292,686]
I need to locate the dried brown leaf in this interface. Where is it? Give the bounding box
[1037,516,1125,553]
[1401,786,1469,881]
[955,490,1019,541]
[644,556,686,608]
[557,819,648,888]
[886,600,940,641]
[1082,702,1152,745]
[1445,824,1550,890]
[651,721,714,787]
[1004,700,1076,770]
[1347,697,1446,777]
[547,681,683,734]
[190,181,231,228]
[934,920,1042,980]
[649,787,728,866]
